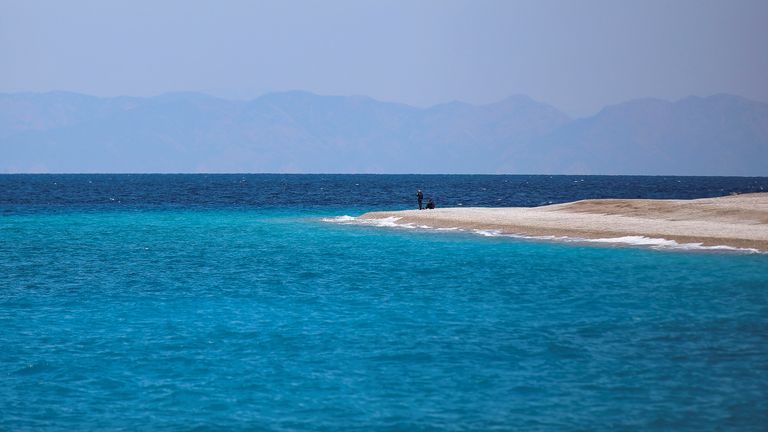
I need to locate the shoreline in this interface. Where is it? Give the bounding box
[359,193,768,252]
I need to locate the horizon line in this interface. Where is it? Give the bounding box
[1,172,765,178]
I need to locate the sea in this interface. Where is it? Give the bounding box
[2,174,768,431]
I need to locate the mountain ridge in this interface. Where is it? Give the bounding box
[1,91,766,175]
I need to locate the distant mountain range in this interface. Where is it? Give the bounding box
[1,91,766,175]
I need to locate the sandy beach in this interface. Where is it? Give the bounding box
[360,193,768,251]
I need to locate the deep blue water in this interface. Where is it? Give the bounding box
[2,174,768,431]
[3,173,767,210]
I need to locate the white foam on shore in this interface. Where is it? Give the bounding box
[322,216,762,254]
[485,232,761,253]
[586,235,680,247]
[324,215,357,223]
[473,229,503,237]
[322,215,417,229]
[579,235,761,253]
[499,233,760,253]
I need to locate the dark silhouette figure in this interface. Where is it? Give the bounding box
[426,198,435,209]
[416,190,424,210]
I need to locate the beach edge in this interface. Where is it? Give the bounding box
[359,193,768,251]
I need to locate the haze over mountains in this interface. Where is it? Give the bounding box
[1,91,766,175]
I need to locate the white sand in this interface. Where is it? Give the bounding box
[360,193,768,251]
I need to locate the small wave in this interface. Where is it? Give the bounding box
[321,215,357,223]
[581,236,760,253]
[585,235,680,247]
[322,215,416,229]
[473,229,503,237]
[494,233,760,253]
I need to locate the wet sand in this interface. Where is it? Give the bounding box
[360,193,768,251]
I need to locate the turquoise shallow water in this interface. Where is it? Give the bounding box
[2,207,768,431]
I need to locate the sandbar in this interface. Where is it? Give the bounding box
[360,193,768,251]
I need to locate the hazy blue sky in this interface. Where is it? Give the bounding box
[2,0,767,116]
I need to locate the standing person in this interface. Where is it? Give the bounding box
[416,189,424,210]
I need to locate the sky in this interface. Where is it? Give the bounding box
[1,0,767,116]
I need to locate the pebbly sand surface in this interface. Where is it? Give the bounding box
[360,193,768,251]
